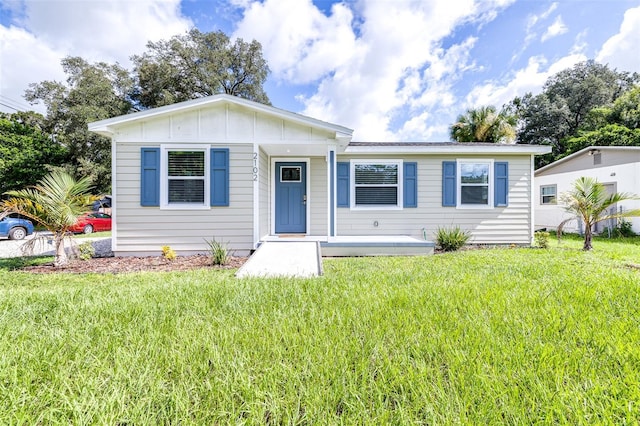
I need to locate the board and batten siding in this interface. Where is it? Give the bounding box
[112,102,336,143]
[336,155,534,244]
[114,142,255,256]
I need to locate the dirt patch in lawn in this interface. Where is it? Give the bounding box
[21,255,248,274]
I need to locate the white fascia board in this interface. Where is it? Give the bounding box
[88,94,353,138]
[344,144,552,155]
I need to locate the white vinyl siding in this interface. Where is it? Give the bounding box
[309,157,328,236]
[336,154,533,244]
[114,142,254,256]
[259,148,269,239]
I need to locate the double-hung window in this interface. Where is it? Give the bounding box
[351,161,402,208]
[163,147,209,208]
[458,160,492,207]
[540,185,557,205]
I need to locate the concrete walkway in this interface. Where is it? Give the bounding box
[236,241,322,278]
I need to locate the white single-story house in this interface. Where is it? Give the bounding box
[89,94,551,257]
[535,146,640,234]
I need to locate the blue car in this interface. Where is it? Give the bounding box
[0,214,35,240]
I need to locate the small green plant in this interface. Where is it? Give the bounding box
[613,219,635,238]
[77,241,96,260]
[161,245,176,261]
[205,237,229,265]
[534,231,550,249]
[434,225,471,252]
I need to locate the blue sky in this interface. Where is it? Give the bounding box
[1,0,639,141]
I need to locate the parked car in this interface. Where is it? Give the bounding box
[0,214,34,240]
[69,212,112,234]
[92,195,112,212]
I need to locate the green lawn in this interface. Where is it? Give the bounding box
[1,236,639,423]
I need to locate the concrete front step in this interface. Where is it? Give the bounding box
[235,241,322,278]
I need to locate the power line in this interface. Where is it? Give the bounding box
[0,95,32,112]
[0,101,23,112]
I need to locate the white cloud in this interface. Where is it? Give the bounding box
[234,0,514,141]
[233,0,357,84]
[0,0,192,113]
[597,6,640,72]
[465,53,587,109]
[541,15,568,42]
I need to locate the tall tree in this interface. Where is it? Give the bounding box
[557,177,640,251]
[450,105,516,143]
[24,57,134,193]
[131,29,270,109]
[0,112,68,195]
[514,61,639,157]
[1,170,95,266]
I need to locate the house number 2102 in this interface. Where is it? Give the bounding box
[252,152,258,181]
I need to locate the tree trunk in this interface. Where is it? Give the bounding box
[583,226,593,251]
[53,233,68,267]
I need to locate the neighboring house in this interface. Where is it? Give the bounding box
[535,146,640,234]
[89,94,550,257]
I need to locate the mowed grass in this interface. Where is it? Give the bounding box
[1,236,639,423]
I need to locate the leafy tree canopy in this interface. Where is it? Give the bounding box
[508,61,640,167]
[0,112,68,195]
[514,61,638,149]
[25,57,134,193]
[131,29,270,109]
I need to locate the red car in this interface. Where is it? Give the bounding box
[69,212,112,234]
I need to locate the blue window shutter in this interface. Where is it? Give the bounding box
[336,162,350,207]
[442,161,456,207]
[403,162,417,208]
[210,148,229,206]
[140,147,160,206]
[494,161,508,207]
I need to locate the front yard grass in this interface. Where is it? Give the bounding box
[0,236,639,423]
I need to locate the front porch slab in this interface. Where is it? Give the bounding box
[262,235,434,257]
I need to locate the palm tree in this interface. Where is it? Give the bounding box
[558,177,640,250]
[1,171,95,266]
[450,105,516,143]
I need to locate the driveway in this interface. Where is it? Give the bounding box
[0,232,112,259]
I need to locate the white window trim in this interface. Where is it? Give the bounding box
[350,159,403,210]
[540,184,557,205]
[160,144,210,210]
[457,158,494,209]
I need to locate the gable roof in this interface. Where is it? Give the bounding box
[534,146,640,176]
[88,94,353,139]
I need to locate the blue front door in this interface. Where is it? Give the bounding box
[275,162,307,234]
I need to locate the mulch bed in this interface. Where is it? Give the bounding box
[21,255,248,274]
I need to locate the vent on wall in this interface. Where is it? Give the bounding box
[593,153,602,165]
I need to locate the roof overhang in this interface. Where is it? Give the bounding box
[345,142,552,156]
[88,94,353,140]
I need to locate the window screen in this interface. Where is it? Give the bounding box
[167,151,205,204]
[354,163,399,206]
